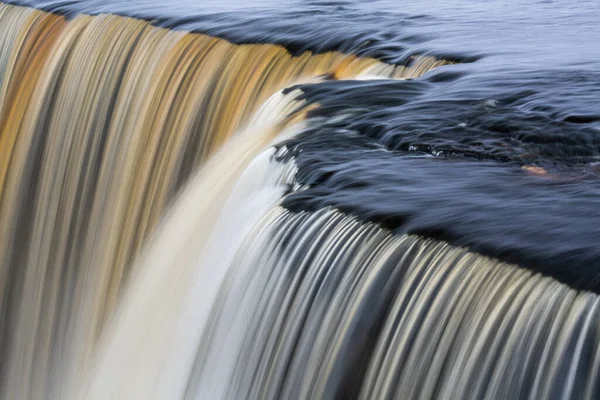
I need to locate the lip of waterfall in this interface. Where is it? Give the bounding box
[273,77,600,293]
[0,0,475,65]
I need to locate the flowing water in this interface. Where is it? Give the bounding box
[0,0,598,399]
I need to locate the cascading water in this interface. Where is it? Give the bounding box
[0,0,599,399]
[0,5,445,398]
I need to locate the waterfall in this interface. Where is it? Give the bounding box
[76,145,600,399]
[0,1,595,400]
[0,3,445,398]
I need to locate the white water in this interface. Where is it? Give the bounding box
[68,91,304,399]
